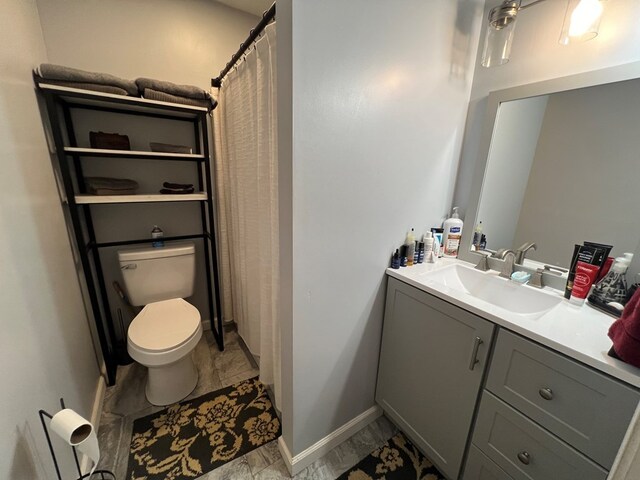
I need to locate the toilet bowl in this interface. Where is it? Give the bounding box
[127,298,202,406]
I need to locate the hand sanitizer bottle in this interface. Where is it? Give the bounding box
[151,225,164,248]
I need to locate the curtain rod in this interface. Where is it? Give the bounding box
[211,3,276,88]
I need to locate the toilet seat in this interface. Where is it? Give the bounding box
[128,298,202,367]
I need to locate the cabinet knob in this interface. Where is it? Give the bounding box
[517,451,531,465]
[539,388,554,400]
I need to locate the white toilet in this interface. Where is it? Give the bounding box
[118,242,203,406]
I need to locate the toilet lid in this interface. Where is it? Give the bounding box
[128,298,201,353]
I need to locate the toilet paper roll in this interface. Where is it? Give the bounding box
[50,409,100,478]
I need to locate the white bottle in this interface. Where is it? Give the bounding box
[423,232,435,263]
[443,207,464,257]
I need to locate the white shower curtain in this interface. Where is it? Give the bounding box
[212,23,280,408]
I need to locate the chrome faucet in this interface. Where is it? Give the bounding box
[499,250,517,279]
[515,242,537,265]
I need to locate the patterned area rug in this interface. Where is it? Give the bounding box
[126,377,280,480]
[337,432,446,480]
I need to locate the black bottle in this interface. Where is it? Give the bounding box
[391,249,401,269]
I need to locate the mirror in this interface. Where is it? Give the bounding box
[465,68,640,280]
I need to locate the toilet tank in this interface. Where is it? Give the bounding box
[117,242,196,306]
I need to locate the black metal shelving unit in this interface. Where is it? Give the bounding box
[36,81,224,386]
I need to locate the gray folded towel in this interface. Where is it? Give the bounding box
[136,78,211,100]
[143,88,215,110]
[85,177,139,195]
[150,142,193,154]
[36,78,130,96]
[38,64,138,96]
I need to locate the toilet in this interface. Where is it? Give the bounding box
[118,242,202,406]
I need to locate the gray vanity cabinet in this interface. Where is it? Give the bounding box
[376,277,495,480]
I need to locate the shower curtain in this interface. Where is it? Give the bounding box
[212,23,280,408]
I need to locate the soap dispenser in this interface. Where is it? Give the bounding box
[443,207,464,257]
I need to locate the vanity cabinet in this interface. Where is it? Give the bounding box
[377,277,640,480]
[376,277,495,480]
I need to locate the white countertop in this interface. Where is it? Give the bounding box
[387,258,640,389]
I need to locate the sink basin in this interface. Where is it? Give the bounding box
[421,264,562,317]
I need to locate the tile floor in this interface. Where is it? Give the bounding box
[96,328,398,480]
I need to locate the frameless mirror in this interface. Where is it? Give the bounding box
[466,72,640,279]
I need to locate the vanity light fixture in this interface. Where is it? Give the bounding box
[481,0,605,68]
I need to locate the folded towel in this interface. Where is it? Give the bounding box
[136,78,211,100]
[163,182,194,189]
[89,188,138,196]
[160,187,195,195]
[608,288,640,368]
[143,88,215,110]
[85,177,139,195]
[36,78,130,96]
[38,64,138,96]
[150,143,193,154]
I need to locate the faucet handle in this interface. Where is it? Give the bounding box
[530,268,545,288]
[475,254,490,272]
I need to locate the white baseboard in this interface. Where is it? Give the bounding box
[279,405,382,476]
[81,374,107,473]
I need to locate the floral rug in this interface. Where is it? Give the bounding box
[126,377,280,480]
[337,432,445,480]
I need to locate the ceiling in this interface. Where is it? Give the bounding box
[216,0,273,17]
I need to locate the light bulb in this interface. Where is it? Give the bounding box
[569,0,603,37]
[560,0,603,45]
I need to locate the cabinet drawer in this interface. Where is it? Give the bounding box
[463,444,513,480]
[486,329,639,468]
[473,391,607,480]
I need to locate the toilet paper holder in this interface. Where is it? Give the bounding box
[39,398,115,480]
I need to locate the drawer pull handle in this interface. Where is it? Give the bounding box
[539,388,554,400]
[468,337,483,371]
[517,451,531,465]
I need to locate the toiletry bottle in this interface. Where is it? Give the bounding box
[391,249,401,269]
[399,245,408,267]
[479,234,487,250]
[443,207,464,257]
[424,232,435,263]
[151,225,164,247]
[590,256,631,305]
[417,242,425,263]
[472,221,483,250]
[405,229,416,266]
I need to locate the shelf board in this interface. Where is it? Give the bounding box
[64,147,204,161]
[75,193,208,204]
[37,83,209,118]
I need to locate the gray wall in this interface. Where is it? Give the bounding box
[512,79,640,275]
[281,0,483,455]
[476,95,548,251]
[36,0,259,327]
[36,0,259,89]
[0,1,100,478]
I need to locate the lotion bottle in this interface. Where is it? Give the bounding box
[423,232,435,263]
[443,207,464,257]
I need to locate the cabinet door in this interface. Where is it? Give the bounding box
[376,277,495,480]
